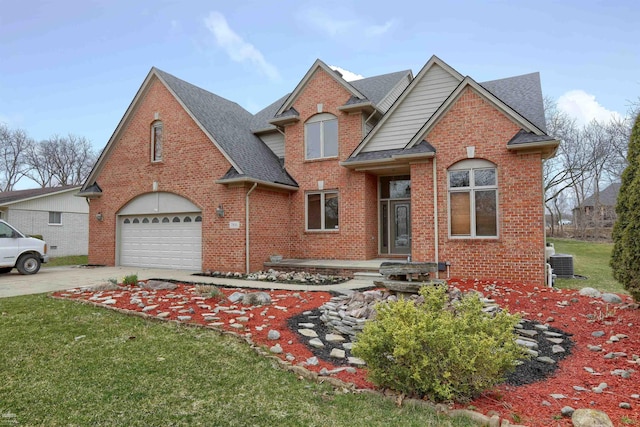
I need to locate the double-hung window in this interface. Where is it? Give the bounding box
[448,160,498,238]
[305,113,338,160]
[49,211,62,225]
[306,191,339,231]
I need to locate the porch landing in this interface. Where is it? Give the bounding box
[263,258,399,278]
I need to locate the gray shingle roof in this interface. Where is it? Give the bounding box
[155,68,297,187]
[349,70,411,105]
[250,93,290,132]
[343,140,435,163]
[0,186,79,205]
[582,182,621,207]
[480,72,547,133]
[507,130,556,146]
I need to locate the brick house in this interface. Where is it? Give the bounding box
[78,55,558,284]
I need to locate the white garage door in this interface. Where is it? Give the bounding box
[119,214,202,270]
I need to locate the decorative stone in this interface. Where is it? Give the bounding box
[177,316,191,321]
[142,304,159,312]
[601,293,623,304]
[157,312,170,318]
[228,292,245,303]
[269,344,283,354]
[298,323,316,328]
[619,402,632,409]
[308,338,325,348]
[298,328,318,338]
[330,348,346,359]
[552,345,566,354]
[571,408,613,427]
[242,292,271,306]
[550,394,566,399]
[579,287,602,298]
[537,356,556,365]
[348,357,366,366]
[267,330,280,340]
[591,331,605,338]
[306,356,319,366]
[560,406,574,417]
[325,334,346,343]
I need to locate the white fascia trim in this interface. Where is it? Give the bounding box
[214,177,298,192]
[1,187,82,206]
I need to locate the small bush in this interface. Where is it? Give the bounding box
[122,274,138,286]
[352,286,527,402]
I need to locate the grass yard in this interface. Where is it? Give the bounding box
[0,294,474,427]
[547,237,624,294]
[43,255,88,268]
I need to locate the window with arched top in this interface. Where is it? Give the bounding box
[184,216,192,222]
[195,216,202,222]
[172,217,180,223]
[305,113,338,160]
[151,121,163,162]
[132,218,140,224]
[448,159,498,238]
[142,218,149,223]
[124,218,131,224]
[152,218,159,223]
[162,217,170,223]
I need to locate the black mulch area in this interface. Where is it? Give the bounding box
[505,319,574,386]
[288,309,574,386]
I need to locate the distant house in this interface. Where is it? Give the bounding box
[0,186,89,256]
[574,183,621,227]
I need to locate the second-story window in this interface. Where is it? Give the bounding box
[305,113,338,160]
[151,121,163,162]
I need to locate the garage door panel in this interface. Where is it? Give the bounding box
[119,213,202,270]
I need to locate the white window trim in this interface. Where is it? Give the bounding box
[305,190,339,232]
[151,121,163,163]
[48,211,62,226]
[448,160,498,239]
[305,113,338,160]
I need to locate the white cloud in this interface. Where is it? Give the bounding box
[204,12,280,81]
[557,90,621,126]
[299,8,396,38]
[329,66,364,82]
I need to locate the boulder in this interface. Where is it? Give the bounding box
[571,408,613,427]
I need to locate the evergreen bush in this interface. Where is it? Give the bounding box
[611,113,640,301]
[352,286,527,402]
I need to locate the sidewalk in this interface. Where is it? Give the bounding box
[0,266,375,298]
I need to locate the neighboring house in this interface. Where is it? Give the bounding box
[0,186,89,256]
[78,55,558,284]
[574,183,621,227]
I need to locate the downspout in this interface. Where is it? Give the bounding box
[433,157,439,279]
[245,183,258,274]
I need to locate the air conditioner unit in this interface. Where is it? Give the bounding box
[549,254,574,278]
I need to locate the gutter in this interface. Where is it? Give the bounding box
[245,183,258,274]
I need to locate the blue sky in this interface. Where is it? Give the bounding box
[2,0,639,188]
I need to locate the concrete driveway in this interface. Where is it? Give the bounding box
[0,266,200,298]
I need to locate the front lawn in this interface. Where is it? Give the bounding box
[547,237,623,293]
[0,294,473,426]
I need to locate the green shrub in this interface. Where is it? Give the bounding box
[352,286,527,402]
[122,274,138,286]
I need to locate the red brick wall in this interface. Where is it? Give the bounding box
[412,87,546,284]
[283,68,378,260]
[88,77,251,272]
[248,188,291,271]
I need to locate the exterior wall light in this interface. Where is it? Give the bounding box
[96,212,104,222]
[216,204,224,218]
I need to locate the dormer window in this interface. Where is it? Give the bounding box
[151,121,163,162]
[305,113,338,160]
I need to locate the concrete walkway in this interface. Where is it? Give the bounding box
[0,266,375,298]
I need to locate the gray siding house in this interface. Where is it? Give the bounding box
[0,186,89,256]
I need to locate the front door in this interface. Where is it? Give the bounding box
[391,201,411,254]
[379,176,411,255]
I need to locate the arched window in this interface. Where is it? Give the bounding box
[162,217,170,223]
[195,216,202,222]
[132,218,140,224]
[172,217,180,223]
[152,217,159,223]
[142,218,149,223]
[123,218,130,224]
[151,121,163,162]
[305,113,338,160]
[184,216,192,222]
[448,159,498,238]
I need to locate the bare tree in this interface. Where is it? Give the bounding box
[0,123,34,191]
[25,134,97,187]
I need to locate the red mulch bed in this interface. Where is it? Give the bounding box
[52,279,640,426]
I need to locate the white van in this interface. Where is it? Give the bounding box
[0,220,49,274]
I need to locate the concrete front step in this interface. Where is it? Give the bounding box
[353,272,383,280]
